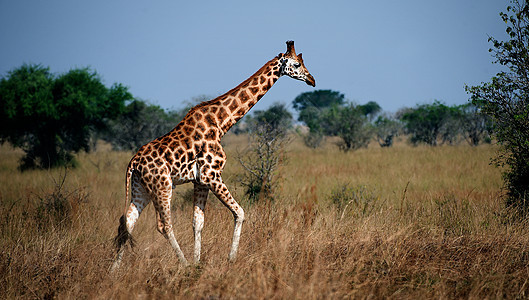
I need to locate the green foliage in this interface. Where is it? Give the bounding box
[292,90,376,150]
[294,90,342,139]
[374,114,401,147]
[358,101,382,121]
[101,99,185,150]
[398,101,460,146]
[324,104,373,151]
[0,64,132,169]
[248,102,292,134]
[292,89,345,112]
[302,130,325,149]
[458,103,491,146]
[466,0,529,209]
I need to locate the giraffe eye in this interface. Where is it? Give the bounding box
[294,63,301,68]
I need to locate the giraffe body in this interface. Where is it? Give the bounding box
[112,41,315,270]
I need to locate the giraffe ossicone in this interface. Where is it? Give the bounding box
[111,41,315,271]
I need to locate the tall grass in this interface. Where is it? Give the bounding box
[1,135,527,299]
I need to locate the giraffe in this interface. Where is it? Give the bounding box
[111,41,315,270]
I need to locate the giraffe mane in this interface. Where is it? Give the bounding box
[193,56,280,109]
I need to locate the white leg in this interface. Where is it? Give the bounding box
[228,206,244,261]
[153,186,189,266]
[166,230,189,266]
[193,184,208,263]
[208,178,245,261]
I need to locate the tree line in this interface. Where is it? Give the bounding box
[237,91,492,151]
[0,65,496,169]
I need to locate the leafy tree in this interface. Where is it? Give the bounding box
[0,64,132,169]
[297,105,326,148]
[292,90,343,149]
[293,90,375,149]
[101,99,184,151]
[292,89,345,112]
[318,103,373,151]
[250,102,292,134]
[333,104,373,151]
[293,89,344,133]
[358,101,382,121]
[458,103,491,146]
[374,114,401,147]
[466,0,529,208]
[399,101,457,146]
[439,106,463,145]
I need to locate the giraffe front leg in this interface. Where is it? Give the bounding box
[153,187,189,266]
[208,178,245,261]
[193,184,209,263]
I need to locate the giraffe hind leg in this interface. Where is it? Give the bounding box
[111,215,135,272]
[111,175,151,271]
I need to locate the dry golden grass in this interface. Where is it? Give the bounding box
[1,135,528,299]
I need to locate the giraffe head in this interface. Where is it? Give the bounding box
[280,41,316,87]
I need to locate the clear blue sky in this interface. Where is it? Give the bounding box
[0,0,509,113]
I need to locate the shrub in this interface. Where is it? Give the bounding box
[466,0,529,210]
[238,123,290,203]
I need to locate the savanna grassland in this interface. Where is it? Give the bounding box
[1,135,528,299]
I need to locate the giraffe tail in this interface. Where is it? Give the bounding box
[111,158,138,271]
[114,157,137,252]
[123,157,136,216]
[114,215,135,251]
[111,214,135,271]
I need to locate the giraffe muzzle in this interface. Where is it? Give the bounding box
[305,74,316,87]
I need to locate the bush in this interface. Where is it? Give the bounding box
[101,99,186,151]
[466,0,529,210]
[238,123,290,203]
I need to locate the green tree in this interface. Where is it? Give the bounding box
[324,103,373,151]
[458,103,491,146]
[292,89,345,112]
[292,90,345,148]
[297,106,326,148]
[101,99,184,151]
[292,90,380,150]
[374,114,401,147]
[399,101,456,146]
[466,0,529,208]
[250,102,293,134]
[358,101,382,121]
[0,64,132,169]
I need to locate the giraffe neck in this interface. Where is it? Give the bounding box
[215,56,283,134]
